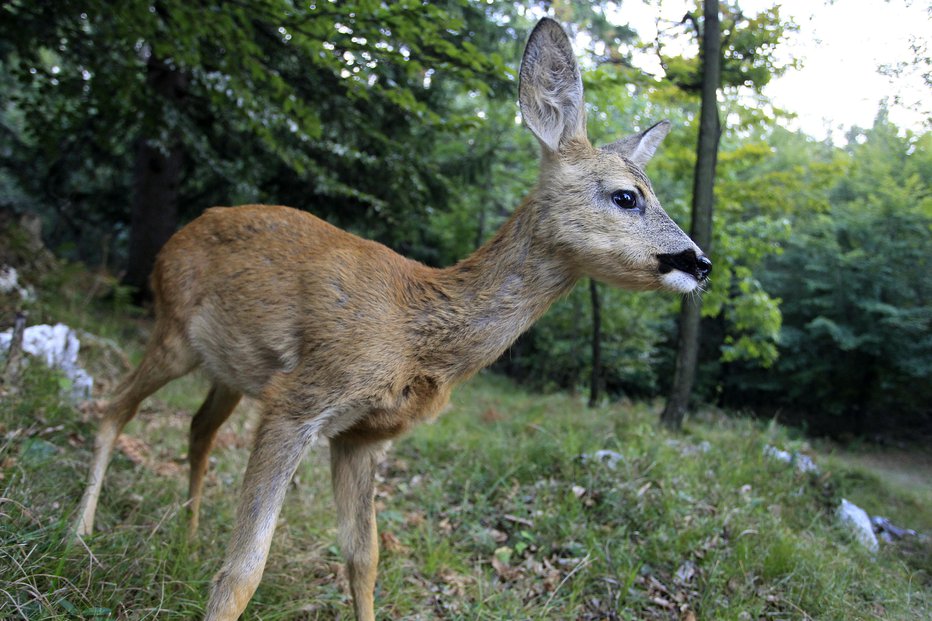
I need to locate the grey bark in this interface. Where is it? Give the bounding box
[2,311,27,388]
[588,279,602,408]
[122,55,187,304]
[661,0,721,429]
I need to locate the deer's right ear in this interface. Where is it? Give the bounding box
[603,120,672,168]
[519,19,586,154]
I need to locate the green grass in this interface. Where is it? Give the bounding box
[1,327,929,619]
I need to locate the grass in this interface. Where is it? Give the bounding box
[1,307,929,619]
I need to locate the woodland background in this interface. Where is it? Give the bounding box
[1,0,929,438]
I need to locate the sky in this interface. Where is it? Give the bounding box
[618,0,931,142]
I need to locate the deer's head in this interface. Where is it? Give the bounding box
[519,18,710,293]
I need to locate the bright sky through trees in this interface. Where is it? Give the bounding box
[622,0,930,142]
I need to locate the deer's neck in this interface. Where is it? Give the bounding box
[414,198,577,381]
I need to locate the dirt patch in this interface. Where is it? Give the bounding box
[834,447,932,498]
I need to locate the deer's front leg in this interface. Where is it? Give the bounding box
[204,412,311,621]
[330,435,388,621]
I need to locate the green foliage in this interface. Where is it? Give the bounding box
[0,0,513,263]
[503,286,676,398]
[656,1,798,93]
[724,112,932,433]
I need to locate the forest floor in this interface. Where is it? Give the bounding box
[1,289,930,620]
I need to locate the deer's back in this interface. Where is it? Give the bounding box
[151,205,428,400]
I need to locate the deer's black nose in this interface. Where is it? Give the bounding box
[696,254,712,281]
[658,250,712,282]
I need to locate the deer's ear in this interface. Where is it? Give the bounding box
[519,18,586,154]
[604,120,672,167]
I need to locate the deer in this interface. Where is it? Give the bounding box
[73,17,710,621]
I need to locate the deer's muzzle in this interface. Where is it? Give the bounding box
[657,250,712,282]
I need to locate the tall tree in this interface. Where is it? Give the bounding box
[588,279,602,407]
[661,0,721,429]
[123,54,187,298]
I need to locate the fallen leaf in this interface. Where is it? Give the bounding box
[491,553,521,581]
[650,596,675,609]
[438,568,474,597]
[674,560,696,585]
[480,407,503,423]
[116,435,149,466]
[485,527,508,543]
[503,513,534,527]
[114,435,183,477]
[380,531,409,554]
[152,460,183,476]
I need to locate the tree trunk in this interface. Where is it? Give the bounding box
[122,55,187,304]
[588,278,602,408]
[569,288,583,391]
[661,0,721,429]
[474,200,486,250]
[2,311,27,389]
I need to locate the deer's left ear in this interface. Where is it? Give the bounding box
[603,120,672,167]
[519,18,587,154]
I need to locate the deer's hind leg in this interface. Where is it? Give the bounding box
[74,324,198,537]
[329,435,387,621]
[186,383,242,537]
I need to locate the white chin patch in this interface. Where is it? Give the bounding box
[661,270,699,293]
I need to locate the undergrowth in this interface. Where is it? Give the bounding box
[0,306,929,619]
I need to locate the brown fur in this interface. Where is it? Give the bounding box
[73,18,708,620]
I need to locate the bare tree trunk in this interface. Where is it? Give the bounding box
[122,55,187,304]
[569,287,583,392]
[475,201,486,250]
[2,311,27,389]
[661,0,721,429]
[588,278,602,408]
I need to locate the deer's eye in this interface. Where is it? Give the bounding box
[611,190,639,210]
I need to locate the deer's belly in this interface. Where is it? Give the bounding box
[340,375,452,441]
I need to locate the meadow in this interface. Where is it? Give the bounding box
[1,300,928,619]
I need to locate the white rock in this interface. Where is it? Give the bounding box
[0,323,94,401]
[763,444,820,474]
[666,438,712,456]
[580,449,624,470]
[763,444,793,463]
[0,265,31,300]
[793,453,819,473]
[836,498,879,552]
[0,265,19,292]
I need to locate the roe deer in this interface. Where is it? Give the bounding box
[74,18,710,621]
